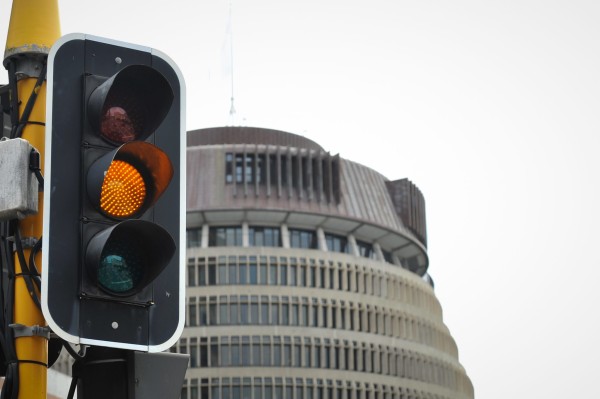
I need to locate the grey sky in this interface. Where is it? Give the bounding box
[2,0,600,397]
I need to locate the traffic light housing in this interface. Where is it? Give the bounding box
[42,34,185,352]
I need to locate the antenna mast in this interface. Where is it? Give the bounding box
[228,0,236,124]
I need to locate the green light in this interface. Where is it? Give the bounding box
[98,239,144,294]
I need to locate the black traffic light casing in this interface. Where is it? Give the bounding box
[42,34,185,352]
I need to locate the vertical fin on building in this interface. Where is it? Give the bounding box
[386,178,427,247]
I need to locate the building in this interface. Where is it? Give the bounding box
[178,126,473,399]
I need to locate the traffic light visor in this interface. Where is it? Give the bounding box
[87,141,174,219]
[87,65,174,144]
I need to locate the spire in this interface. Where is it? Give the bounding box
[227,0,237,125]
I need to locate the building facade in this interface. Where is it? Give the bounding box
[178,126,473,399]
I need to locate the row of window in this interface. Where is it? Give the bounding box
[186,255,440,317]
[207,226,282,248]
[182,377,456,399]
[187,226,388,263]
[185,295,453,354]
[224,151,341,204]
[174,335,465,391]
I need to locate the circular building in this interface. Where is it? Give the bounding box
[178,126,473,399]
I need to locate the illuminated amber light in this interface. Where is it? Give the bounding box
[100,160,146,218]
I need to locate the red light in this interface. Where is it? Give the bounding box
[100,106,138,144]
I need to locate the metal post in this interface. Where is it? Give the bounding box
[4,0,60,398]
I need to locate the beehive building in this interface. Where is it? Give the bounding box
[177,126,473,399]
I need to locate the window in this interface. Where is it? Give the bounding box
[190,338,198,367]
[273,338,282,366]
[235,154,244,183]
[210,339,219,367]
[208,259,216,285]
[289,229,318,249]
[281,156,289,186]
[225,153,234,183]
[281,297,289,325]
[262,337,272,366]
[269,154,278,186]
[292,155,300,190]
[304,338,312,367]
[264,379,273,399]
[229,258,237,285]
[293,338,302,367]
[325,233,349,254]
[249,226,281,247]
[230,298,239,325]
[250,296,259,324]
[290,261,297,286]
[301,299,309,326]
[243,379,252,399]
[245,154,255,183]
[200,339,208,367]
[252,337,261,366]
[257,154,266,184]
[209,226,243,247]
[240,297,249,324]
[283,337,291,366]
[220,338,230,366]
[249,257,258,284]
[269,263,278,285]
[299,259,307,286]
[242,337,251,366]
[356,240,376,259]
[209,297,217,325]
[187,228,202,248]
[198,260,206,286]
[261,297,269,324]
[291,301,299,325]
[199,299,207,326]
[271,296,279,325]
[280,263,288,285]
[187,263,196,287]
[218,257,227,284]
[239,257,248,284]
[382,249,393,264]
[188,297,197,326]
[231,337,240,366]
[260,257,268,284]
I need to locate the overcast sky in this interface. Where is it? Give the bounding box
[3,0,600,397]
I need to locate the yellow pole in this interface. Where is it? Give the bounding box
[4,1,60,398]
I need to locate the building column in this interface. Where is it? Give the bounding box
[242,222,249,247]
[281,224,290,248]
[317,227,327,251]
[373,242,384,262]
[201,224,209,248]
[348,234,360,257]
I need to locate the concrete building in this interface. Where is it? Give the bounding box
[177,126,473,399]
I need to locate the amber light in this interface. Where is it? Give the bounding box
[100,160,146,218]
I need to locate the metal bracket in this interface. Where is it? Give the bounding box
[8,235,39,250]
[9,323,51,340]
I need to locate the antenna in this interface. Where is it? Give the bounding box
[227,0,236,125]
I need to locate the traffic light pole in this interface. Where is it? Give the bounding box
[4,0,60,398]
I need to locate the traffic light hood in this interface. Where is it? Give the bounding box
[87,65,174,145]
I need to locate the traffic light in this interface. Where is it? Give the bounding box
[42,34,185,352]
